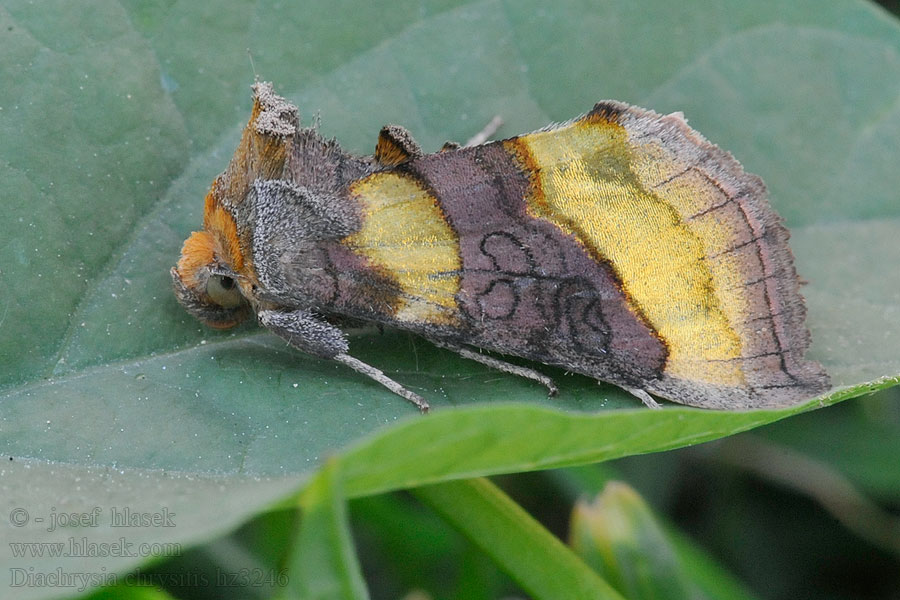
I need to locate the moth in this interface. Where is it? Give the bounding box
[172,82,830,412]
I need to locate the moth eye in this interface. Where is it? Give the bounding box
[206,274,243,308]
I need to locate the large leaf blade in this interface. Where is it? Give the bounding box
[2,2,899,597]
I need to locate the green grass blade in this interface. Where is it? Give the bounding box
[283,461,369,600]
[412,478,625,600]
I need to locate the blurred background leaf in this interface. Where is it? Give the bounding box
[569,482,699,600]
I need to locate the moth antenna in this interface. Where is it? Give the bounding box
[465,115,504,147]
[247,48,258,81]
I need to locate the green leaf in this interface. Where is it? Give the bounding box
[285,460,369,600]
[412,478,624,600]
[0,460,302,598]
[2,1,900,597]
[336,386,876,498]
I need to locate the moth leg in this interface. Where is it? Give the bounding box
[258,309,428,412]
[258,308,349,357]
[621,385,662,410]
[334,354,429,413]
[431,340,558,396]
[464,115,504,147]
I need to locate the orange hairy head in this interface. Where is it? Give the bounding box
[171,214,251,330]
